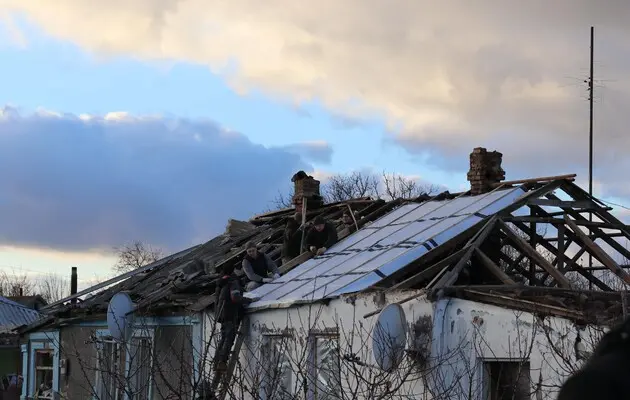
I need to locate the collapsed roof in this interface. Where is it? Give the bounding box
[18,148,630,332]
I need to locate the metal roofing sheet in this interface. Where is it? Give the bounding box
[0,296,41,332]
[246,186,527,308]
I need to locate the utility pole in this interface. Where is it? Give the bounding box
[587,26,594,290]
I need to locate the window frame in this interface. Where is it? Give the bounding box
[307,333,341,400]
[94,329,124,400]
[27,331,59,399]
[124,328,155,400]
[259,333,295,400]
[481,358,531,400]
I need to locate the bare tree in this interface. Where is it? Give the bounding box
[0,270,36,297]
[113,240,163,273]
[381,171,441,200]
[270,171,442,210]
[37,273,70,303]
[323,171,382,203]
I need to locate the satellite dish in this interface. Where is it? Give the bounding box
[372,303,407,372]
[107,292,135,341]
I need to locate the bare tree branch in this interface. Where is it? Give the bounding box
[113,240,163,274]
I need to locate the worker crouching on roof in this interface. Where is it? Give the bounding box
[304,215,338,256]
[214,263,252,372]
[242,241,281,291]
[282,212,303,265]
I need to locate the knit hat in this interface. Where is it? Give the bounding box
[313,216,325,225]
[245,240,257,250]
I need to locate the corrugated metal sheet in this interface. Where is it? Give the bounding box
[0,296,41,333]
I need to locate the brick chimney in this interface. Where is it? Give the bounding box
[291,171,324,212]
[467,147,505,195]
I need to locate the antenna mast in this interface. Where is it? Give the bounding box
[587,26,594,288]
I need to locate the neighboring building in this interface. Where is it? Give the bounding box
[17,148,630,399]
[6,296,48,312]
[0,295,40,396]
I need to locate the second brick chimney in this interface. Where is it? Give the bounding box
[467,147,505,195]
[291,171,324,212]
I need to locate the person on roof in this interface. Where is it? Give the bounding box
[342,210,357,234]
[214,263,252,372]
[282,212,304,265]
[304,215,338,256]
[242,241,281,291]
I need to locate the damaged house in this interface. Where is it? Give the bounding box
[16,148,630,400]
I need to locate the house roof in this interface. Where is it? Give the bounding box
[0,296,41,334]
[246,186,527,309]
[21,173,630,332]
[22,196,397,332]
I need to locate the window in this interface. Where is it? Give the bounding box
[309,335,341,400]
[127,335,153,400]
[260,335,293,400]
[33,349,54,400]
[96,337,124,400]
[484,360,531,400]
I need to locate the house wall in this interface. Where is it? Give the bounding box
[23,315,201,400]
[211,294,588,400]
[430,298,590,400]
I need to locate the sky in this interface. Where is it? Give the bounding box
[1,1,630,289]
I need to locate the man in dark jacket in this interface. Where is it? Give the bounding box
[242,241,280,291]
[282,212,303,265]
[304,216,338,256]
[214,264,252,371]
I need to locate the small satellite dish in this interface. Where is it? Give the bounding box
[372,303,407,372]
[107,292,135,341]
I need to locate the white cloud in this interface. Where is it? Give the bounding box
[0,106,315,252]
[1,1,630,199]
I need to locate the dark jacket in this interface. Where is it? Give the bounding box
[215,274,248,323]
[304,222,338,251]
[282,219,303,259]
[242,253,279,283]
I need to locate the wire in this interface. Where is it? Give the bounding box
[600,199,630,211]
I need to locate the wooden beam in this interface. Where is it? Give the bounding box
[526,198,596,209]
[560,181,630,239]
[557,223,565,272]
[489,174,576,188]
[390,247,470,290]
[509,217,611,291]
[433,216,499,288]
[443,289,586,321]
[498,219,572,288]
[564,215,630,286]
[474,248,516,284]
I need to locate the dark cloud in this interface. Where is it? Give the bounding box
[280,141,333,164]
[0,107,311,252]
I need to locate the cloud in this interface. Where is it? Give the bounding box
[280,140,333,164]
[3,2,630,199]
[0,106,311,252]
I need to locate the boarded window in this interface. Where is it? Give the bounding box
[309,335,341,400]
[484,360,531,400]
[127,336,153,400]
[96,338,124,400]
[260,335,293,400]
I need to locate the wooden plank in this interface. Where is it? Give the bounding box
[564,215,630,286]
[458,290,586,321]
[279,252,313,274]
[498,219,572,288]
[389,247,470,290]
[526,198,595,209]
[489,174,576,188]
[557,224,565,272]
[473,248,516,285]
